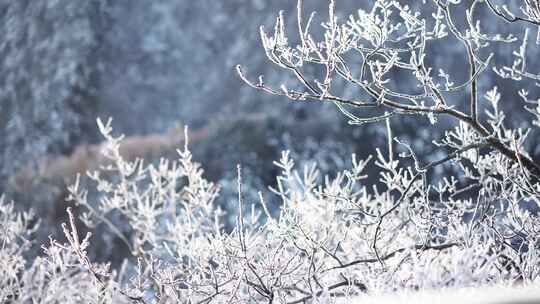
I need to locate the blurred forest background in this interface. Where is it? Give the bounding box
[1,0,539,264]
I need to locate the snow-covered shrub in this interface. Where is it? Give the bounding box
[0,196,122,303]
[2,112,538,302]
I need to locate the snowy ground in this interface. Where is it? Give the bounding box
[338,284,540,304]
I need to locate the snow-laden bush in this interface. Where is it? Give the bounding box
[2,0,540,303]
[0,196,121,303]
[1,114,538,303]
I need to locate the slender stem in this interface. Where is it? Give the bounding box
[466,41,478,122]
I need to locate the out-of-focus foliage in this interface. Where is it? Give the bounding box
[0,0,110,185]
